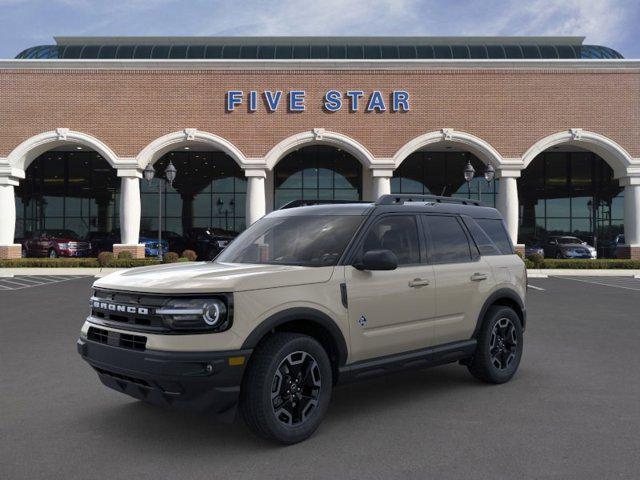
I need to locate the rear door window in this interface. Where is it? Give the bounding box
[462,217,501,256]
[422,215,472,264]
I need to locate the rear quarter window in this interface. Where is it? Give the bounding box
[475,218,514,255]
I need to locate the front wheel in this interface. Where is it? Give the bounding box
[467,306,523,384]
[48,249,58,258]
[240,333,332,444]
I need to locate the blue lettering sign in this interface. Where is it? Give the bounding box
[346,90,364,111]
[248,90,258,112]
[366,91,386,112]
[324,90,342,112]
[289,90,306,111]
[264,91,283,112]
[226,90,243,111]
[392,90,410,112]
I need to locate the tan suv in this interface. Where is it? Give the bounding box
[78,194,526,444]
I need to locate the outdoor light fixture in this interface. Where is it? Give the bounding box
[463,161,475,197]
[143,162,178,260]
[484,164,495,182]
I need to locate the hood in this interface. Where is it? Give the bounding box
[139,237,169,245]
[559,242,590,249]
[93,262,335,294]
[51,236,82,243]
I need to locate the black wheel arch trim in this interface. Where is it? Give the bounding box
[241,307,349,367]
[472,288,526,338]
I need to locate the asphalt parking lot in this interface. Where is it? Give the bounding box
[1,276,639,479]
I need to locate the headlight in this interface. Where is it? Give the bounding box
[59,243,69,249]
[156,297,231,332]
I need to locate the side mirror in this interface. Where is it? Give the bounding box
[355,249,398,271]
[548,240,557,245]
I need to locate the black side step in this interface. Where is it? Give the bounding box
[337,339,477,384]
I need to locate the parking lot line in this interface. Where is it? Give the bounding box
[0,275,91,291]
[553,276,640,291]
[527,284,545,291]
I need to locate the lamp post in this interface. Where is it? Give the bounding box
[482,164,495,202]
[463,161,475,198]
[143,161,177,261]
[217,197,235,231]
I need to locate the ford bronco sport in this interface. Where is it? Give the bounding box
[78,194,526,444]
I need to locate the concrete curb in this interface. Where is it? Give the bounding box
[0,268,124,278]
[527,269,640,278]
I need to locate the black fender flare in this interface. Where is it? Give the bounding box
[472,288,526,338]
[241,307,349,366]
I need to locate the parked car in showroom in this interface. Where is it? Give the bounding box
[524,241,544,258]
[22,229,91,258]
[85,231,119,256]
[139,235,169,257]
[142,230,188,254]
[184,227,237,260]
[543,236,597,259]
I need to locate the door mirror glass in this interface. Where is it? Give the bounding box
[355,249,398,271]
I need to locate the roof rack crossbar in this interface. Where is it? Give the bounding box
[376,194,484,207]
[279,199,372,210]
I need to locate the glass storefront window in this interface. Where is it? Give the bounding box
[274,146,362,209]
[140,151,246,235]
[15,151,120,239]
[518,151,623,257]
[391,151,497,207]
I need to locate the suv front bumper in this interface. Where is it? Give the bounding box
[77,337,251,419]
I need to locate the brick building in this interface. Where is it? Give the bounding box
[0,36,638,258]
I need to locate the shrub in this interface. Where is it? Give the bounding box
[163,252,179,263]
[515,251,524,259]
[526,253,545,268]
[523,258,535,269]
[97,251,114,266]
[181,249,197,261]
[177,257,190,262]
[117,250,133,260]
[540,259,640,269]
[0,258,100,268]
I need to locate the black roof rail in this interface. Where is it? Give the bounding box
[278,199,372,210]
[376,194,484,207]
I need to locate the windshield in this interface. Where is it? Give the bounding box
[216,215,363,266]
[557,237,583,245]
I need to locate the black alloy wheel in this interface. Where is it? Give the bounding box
[489,318,518,370]
[271,351,322,426]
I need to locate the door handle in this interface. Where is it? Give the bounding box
[470,272,488,281]
[408,278,430,288]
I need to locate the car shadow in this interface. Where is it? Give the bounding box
[76,364,490,450]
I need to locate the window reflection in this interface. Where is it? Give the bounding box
[141,151,246,234]
[391,151,497,207]
[15,151,120,239]
[274,146,362,208]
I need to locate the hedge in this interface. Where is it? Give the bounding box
[529,259,640,269]
[0,258,159,268]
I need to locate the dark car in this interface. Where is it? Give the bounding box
[524,241,544,258]
[543,235,597,259]
[85,231,120,256]
[142,230,188,254]
[22,229,91,258]
[184,227,237,260]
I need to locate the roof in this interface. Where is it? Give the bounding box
[15,36,624,60]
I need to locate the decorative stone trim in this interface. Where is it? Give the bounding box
[55,128,69,140]
[312,128,325,141]
[112,244,146,259]
[441,128,453,141]
[184,128,197,141]
[615,245,640,260]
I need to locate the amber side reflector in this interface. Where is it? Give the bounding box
[228,356,245,366]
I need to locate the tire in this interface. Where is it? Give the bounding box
[240,332,332,444]
[48,249,58,258]
[467,306,523,384]
[555,251,563,259]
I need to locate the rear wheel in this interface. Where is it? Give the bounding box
[468,306,523,384]
[240,332,332,444]
[555,251,563,259]
[48,249,58,258]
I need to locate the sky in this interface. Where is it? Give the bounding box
[0,0,638,58]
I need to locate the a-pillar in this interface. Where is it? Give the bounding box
[245,168,267,226]
[113,168,145,259]
[0,173,22,259]
[496,169,523,255]
[617,177,640,259]
[371,169,393,201]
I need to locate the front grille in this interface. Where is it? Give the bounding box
[87,326,147,351]
[119,333,147,351]
[90,289,168,332]
[87,326,108,344]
